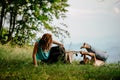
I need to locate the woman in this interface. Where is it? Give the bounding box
[32,33,63,67]
[80,43,108,66]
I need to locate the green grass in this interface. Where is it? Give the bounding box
[0,44,120,80]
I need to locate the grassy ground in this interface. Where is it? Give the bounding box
[0,44,120,80]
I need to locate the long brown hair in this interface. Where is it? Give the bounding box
[39,33,52,51]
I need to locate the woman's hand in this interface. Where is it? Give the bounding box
[34,64,38,67]
[59,44,64,47]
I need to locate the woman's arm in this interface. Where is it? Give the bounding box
[32,42,38,66]
[52,40,63,47]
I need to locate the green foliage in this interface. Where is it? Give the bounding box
[0,28,9,44]
[0,45,120,80]
[0,0,70,46]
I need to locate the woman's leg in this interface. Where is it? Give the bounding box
[48,46,66,63]
[65,51,74,63]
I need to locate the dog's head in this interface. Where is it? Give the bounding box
[80,43,91,49]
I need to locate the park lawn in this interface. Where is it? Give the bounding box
[0,44,120,80]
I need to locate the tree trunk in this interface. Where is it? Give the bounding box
[7,8,13,42]
[7,8,17,43]
[0,4,5,38]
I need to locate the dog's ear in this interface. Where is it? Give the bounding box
[83,43,86,46]
[80,43,85,49]
[84,42,88,46]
